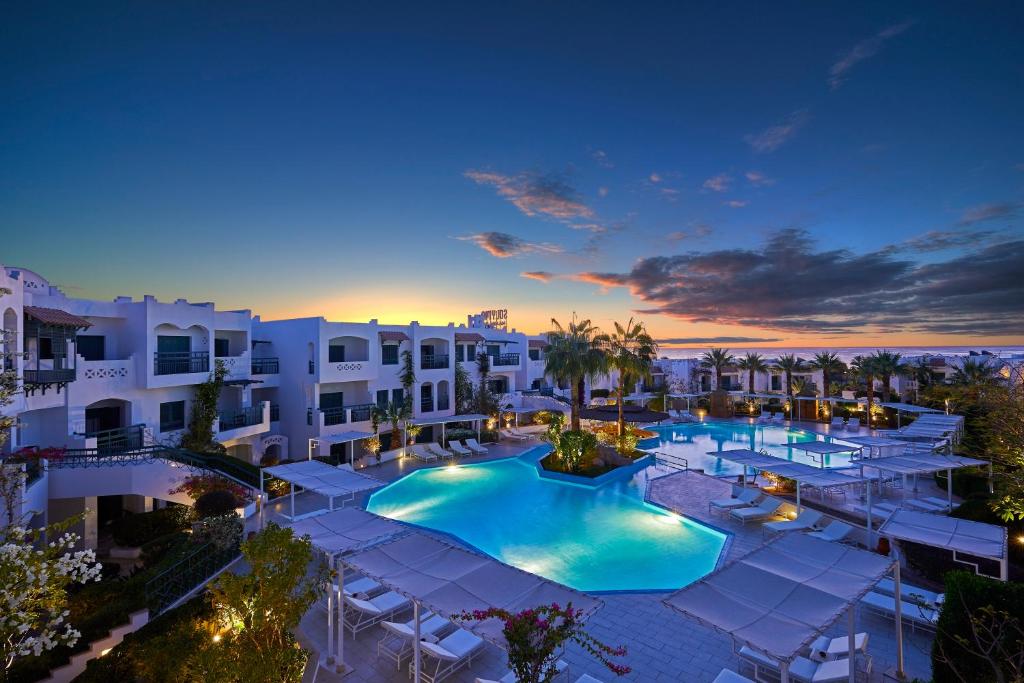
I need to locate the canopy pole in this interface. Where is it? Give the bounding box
[290,481,295,520]
[259,468,265,531]
[866,483,874,550]
[796,481,801,514]
[947,468,953,512]
[413,600,422,682]
[894,563,905,678]
[338,565,345,672]
[477,419,481,443]
[326,555,335,663]
[847,607,855,683]
[780,660,789,683]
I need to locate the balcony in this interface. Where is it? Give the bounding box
[322,406,348,426]
[421,354,449,370]
[349,403,375,423]
[83,424,145,452]
[24,367,76,384]
[251,357,279,375]
[491,353,520,367]
[154,351,209,376]
[217,406,265,430]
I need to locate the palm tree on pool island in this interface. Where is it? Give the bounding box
[809,351,846,398]
[607,318,659,437]
[700,347,735,391]
[544,315,609,432]
[737,352,768,394]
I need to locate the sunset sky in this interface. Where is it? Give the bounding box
[2,2,1022,347]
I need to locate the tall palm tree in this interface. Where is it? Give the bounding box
[869,350,907,403]
[850,354,878,426]
[774,354,804,408]
[544,316,609,431]
[951,357,1000,387]
[809,352,846,397]
[607,318,659,437]
[700,348,735,390]
[736,352,768,394]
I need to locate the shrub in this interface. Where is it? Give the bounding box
[110,506,192,547]
[171,473,253,505]
[932,571,1024,683]
[195,514,243,550]
[194,489,240,519]
[555,430,599,473]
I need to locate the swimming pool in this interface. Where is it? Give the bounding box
[366,447,727,593]
[644,421,856,476]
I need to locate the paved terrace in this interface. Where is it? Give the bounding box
[267,425,936,682]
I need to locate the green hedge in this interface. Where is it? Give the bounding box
[932,571,1024,683]
[111,505,192,547]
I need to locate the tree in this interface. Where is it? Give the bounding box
[181,360,228,452]
[774,354,804,409]
[606,318,658,437]
[809,352,846,398]
[380,401,409,450]
[869,350,907,404]
[851,354,879,427]
[543,316,608,431]
[453,360,474,414]
[736,352,768,394]
[398,349,416,414]
[206,523,328,682]
[475,351,497,416]
[700,348,734,390]
[952,358,1001,388]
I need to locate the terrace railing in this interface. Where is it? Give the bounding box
[217,406,264,431]
[420,354,449,370]
[653,451,688,472]
[322,406,347,426]
[145,540,241,615]
[83,424,145,452]
[349,403,375,423]
[154,351,209,376]
[251,357,280,374]
[491,352,520,367]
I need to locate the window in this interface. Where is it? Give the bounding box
[159,401,185,432]
[376,390,389,409]
[77,335,105,361]
[771,375,781,391]
[486,344,500,358]
[320,392,344,410]
[214,338,230,357]
[157,335,190,353]
[392,388,403,406]
[528,349,540,361]
[381,344,398,365]
[38,337,54,360]
[455,345,465,363]
[328,344,345,363]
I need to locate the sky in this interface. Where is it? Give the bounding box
[2,2,1023,348]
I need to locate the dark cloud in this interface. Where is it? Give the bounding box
[457,232,563,258]
[744,110,810,153]
[828,20,915,90]
[657,336,783,344]
[891,229,998,253]
[521,271,555,282]
[956,202,1020,226]
[465,169,597,226]
[571,229,1024,336]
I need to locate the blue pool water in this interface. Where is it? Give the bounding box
[366,447,727,593]
[645,421,856,476]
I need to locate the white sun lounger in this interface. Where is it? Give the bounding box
[861,590,940,632]
[408,444,439,462]
[730,497,784,524]
[851,501,898,517]
[339,575,381,598]
[808,632,868,661]
[806,520,854,543]
[830,417,845,429]
[449,440,473,456]
[343,591,411,635]
[874,578,944,610]
[771,414,785,424]
[845,418,861,431]
[378,612,450,669]
[739,646,852,683]
[414,628,485,683]
[713,669,756,683]
[709,487,761,514]
[501,428,530,441]
[426,442,454,459]
[763,509,823,536]
[465,438,489,454]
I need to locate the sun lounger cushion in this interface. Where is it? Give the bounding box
[713,670,756,683]
[346,591,408,615]
[420,628,483,661]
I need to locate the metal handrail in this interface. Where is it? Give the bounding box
[251,357,279,374]
[218,406,264,430]
[321,406,347,425]
[145,540,240,615]
[491,352,520,366]
[154,351,209,375]
[653,451,688,472]
[420,354,449,370]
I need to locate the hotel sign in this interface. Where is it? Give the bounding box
[480,309,507,330]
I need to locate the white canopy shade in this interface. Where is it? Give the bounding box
[668,392,706,398]
[878,509,1008,581]
[839,436,908,448]
[343,533,603,648]
[664,534,895,664]
[288,507,406,556]
[262,460,387,519]
[878,403,943,413]
[312,430,374,445]
[865,452,989,476]
[409,413,488,426]
[784,441,862,455]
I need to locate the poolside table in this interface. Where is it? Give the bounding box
[781,441,863,468]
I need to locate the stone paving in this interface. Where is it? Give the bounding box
[279,431,936,683]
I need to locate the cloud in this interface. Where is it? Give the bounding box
[744,110,810,153]
[569,229,1024,335]
[597,186,609,197]
[657,336,783,345]
[702,173,732,193]
[891,229,998,254]
[649,172,662,183]
[521,270,556,282]
[724,200,748,208]
[458,232,563,258]
[660,188,681,202]
[465,169,594,222]
[745,171,775,187]
[956,202,1020,226]
[591,150,614,168]
[828,20,915,90]
[667,223,713,242]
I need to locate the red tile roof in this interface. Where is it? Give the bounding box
[528,339,547,349]
[379,331,410,342]
[454,332,485,343]
[23,306,92,328]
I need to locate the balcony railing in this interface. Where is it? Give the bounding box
[269,404,280,422]
[24,368,76,384]
[85,424,145,452]
[421,399,434,412]
[420,354,449,370]
[218,406,265,431]
[154,351,209,376]
[251,357,279,375]
[308,360,315,374]
[349,403,375,423]
[322,406,347,426]
[491,353,520,367]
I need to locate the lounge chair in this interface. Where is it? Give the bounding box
[730,497,784,524]
[709,487,761,514]
[756,414,771,425]
[713,670,756,683]
[845,418,861,431]
[407,445,438,462]
[378,612,450,669]
[465,438,489,454]
[851,502,898,517]
[426,442,454,459]
[449,440,473,456]
[808,632,868,661]
[343,591,411,635]
[806,520,854,543]
[414,628,485,683]
[875,578,944,610]
[739,646,852,683]
[904,498,948,514]
[474,659,568,683]
[829,417,845,430]
[339,575,381,598]
[501,428,530,441]
[923,496,957,510]
[861,590,940,632]
[763,509,823,536]
[771,413,785,424]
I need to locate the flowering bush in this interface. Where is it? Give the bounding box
[0,521,103,671]
[170,474,253,505]
[459,602,630,683]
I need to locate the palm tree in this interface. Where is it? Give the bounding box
[774,354,804,409]
[809,352,846,397]
[607,318,659,437]
[869,350,907,403]
[381,401,409,450]
[700,348,735,390]
[475,351,494,415]
[544,316,609,431]
[951,358,1000,387]
[850,355,878,426]
[736,352,768,394]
